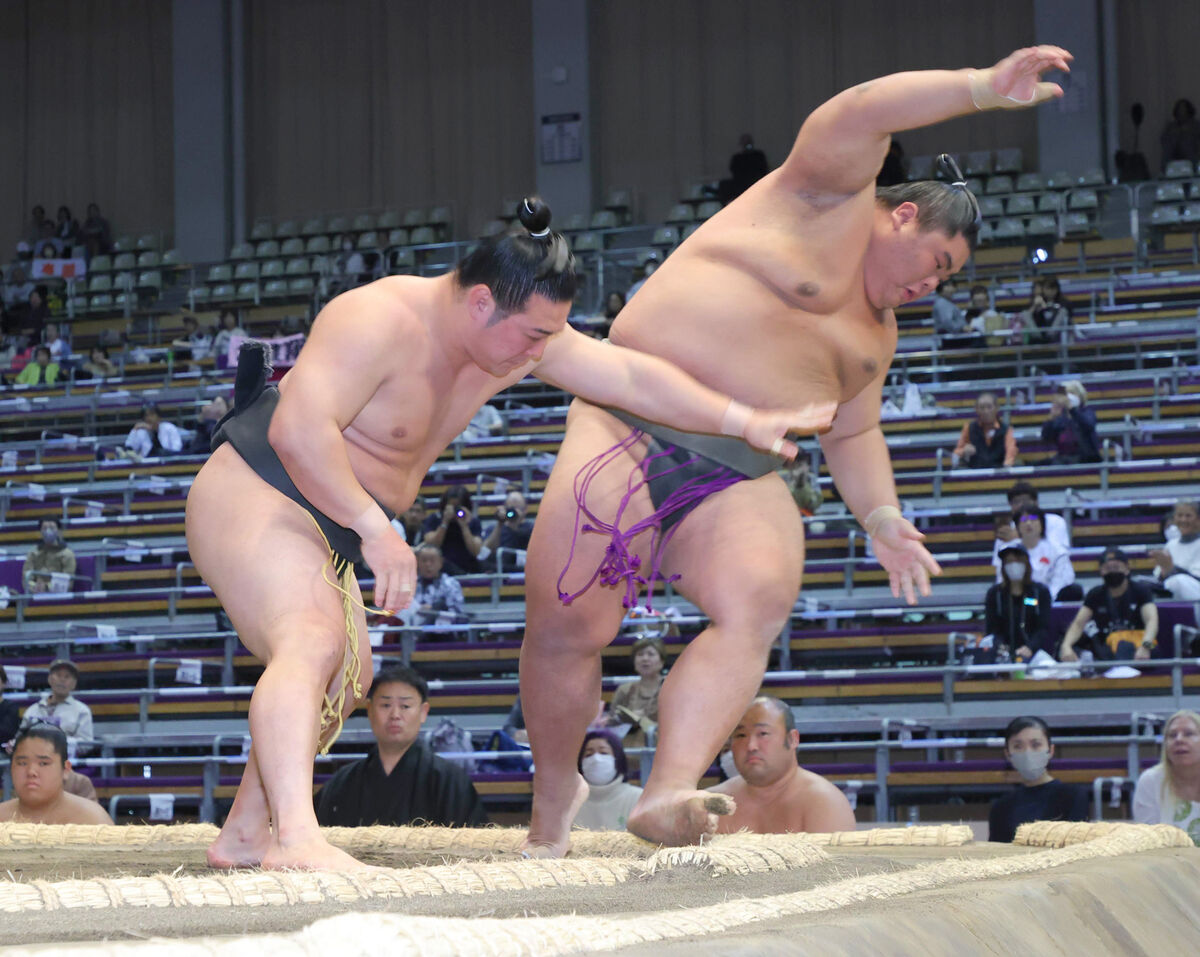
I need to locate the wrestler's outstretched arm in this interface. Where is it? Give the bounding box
[533,327,837,458]
[268,286,415,612]
[782,45,1071,195]
[818,371,940,606]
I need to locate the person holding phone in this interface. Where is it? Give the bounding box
[480,490,535,571]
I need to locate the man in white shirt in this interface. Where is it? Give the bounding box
[125,404,183,458]
[20,660,95,757]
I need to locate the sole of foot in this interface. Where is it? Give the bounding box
[628,790,736,846]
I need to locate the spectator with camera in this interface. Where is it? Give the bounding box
[421,486,483,575]
[1060,547,1158,663]
[480,491,535,571]
[1042,381,1099,465]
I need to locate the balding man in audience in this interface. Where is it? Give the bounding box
[708,696,856,834]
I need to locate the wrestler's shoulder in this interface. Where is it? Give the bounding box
[328,278,431,337]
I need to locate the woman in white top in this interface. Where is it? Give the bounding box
[1006,507,1076,600]
[571,729,642,831]
[1133,709,1200,845]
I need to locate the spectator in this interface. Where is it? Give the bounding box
[14,345,59,385]
[481,491,535,570]
[172,314,214,364]
[1160,98,1200,173]
[1060,547,1158,663]
[211,309,248,368]
[421,486,483,574]
[315,665,487,827]
[931,279,971,346]
[709,696,856,834]
[55,206,80,248]
[999,506,1077,600]
[780,458,823,515]
[985,544,1053,662]
[1021,276,1071,343]
[606,636,666,733]
[626,255,657,299]
[80,203,112,257]
[457,402,504,443]
[25,285,52,340]
[1133,709,1200,843]
[1150,500,1200,601]
[42,322,66,360]
[988,716,1088,843]
[22,519,76,594]
[24,205,46,247]
[77,345,118,381]
[571,728,642,831]
[1041,380,1100,465]
[965,284,1006,340]
[187,395,229,454]
[0,665,19,748]
[720,133,770,204]
[953,392,1017,469]
[330,235,366,292]
[37,241,60,261]
[0,726,112,824]
[20,659,94,753]
[410,544,467,629]
[125,403,183,459]
[397,499,428,544]
[603,292,625,321]
[3,266,34,319]
[995,482,1070,555]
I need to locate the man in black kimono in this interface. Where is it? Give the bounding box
[315,665,487,827]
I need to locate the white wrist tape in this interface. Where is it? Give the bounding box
[968,70,1036,111]
[721,399,753,438]
[863,505,903,538]
[350,503,391,541]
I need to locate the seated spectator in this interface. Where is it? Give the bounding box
[780,458,823,515]
[1160,98,1200,172]
[77,345,118,380]
[24,204,46,248]
[998,506,1077,600]
[211,309,248,368]
[953,392,1017,469]
[172,314,214,365]
[626,256,657,299]
[1133,709,1200,843]
[42,322,66,360]
[397,498,428,544]
[994,482,1070,559]
[709,696,856,834]
[1020,276,1071,343]
[480,491,534,570]
[55,206,80,249]
[22,519,76,594]
[988,716,1088,843]
[14,345,59,385]
[25,285,52,341]
[932,279,979,348]
[572,729,642,831]
[603,292,625,321]
[0,726,112,824]
[421,486,483,574]
[19,659,94,754]
[457,402,504,443]
[964,284,1005,340]
[410,544,466,629]
[1150,500,1200,601]
[1041,380,1099,465]
[719,133,769,204]
[3,266,34,320]
[1060,547,1158,663]
[187,395,229,454]
[80,203,113,257]
[125,403,183,459]
[315,665,487,827]
[605,637,666,735]
[0,665,19,748]
[985,545,1053,662]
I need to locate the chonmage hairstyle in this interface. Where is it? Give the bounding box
[876,153,981,251]
[14,723,69,764]
[454,196,577,314]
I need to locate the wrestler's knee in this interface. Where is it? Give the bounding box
[710,574,797,647]
[266,618,348,680]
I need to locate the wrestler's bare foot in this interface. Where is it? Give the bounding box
[627,789,736,846]
[206,824,272,869]
[260,834,373,872]
[520,772,590,858]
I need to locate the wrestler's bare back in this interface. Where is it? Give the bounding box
[276,275,532,516]
[610,170,896,411]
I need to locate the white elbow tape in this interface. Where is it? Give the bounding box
[968,70,1036,111]
[350,503,391,541]
[721,399,753,438]
[863,505,903,538]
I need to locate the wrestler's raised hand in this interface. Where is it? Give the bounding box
[973,46,1072,110]
[742,401,838,460]
[870,514,943,606]
[352,505,417,614]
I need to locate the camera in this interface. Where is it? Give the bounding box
[505,509,518,521]
[456,509,466,519]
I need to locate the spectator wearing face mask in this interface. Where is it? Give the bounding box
[1060,547,1158,663]
[22,520,76,593]
[571,728,642,831]
[1041,380,1099,465]
[984,545,1053,662]
[988,716,1088,843]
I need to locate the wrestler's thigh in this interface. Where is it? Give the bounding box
[524,400,655,640]
[186,443,353,663]
[660,472,804,627]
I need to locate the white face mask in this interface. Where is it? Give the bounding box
[1065,391,1081,409]
[1004,562,1027,583]
[719,750,738,779]
[581,752,618,786]
[1009,748,1051,782]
